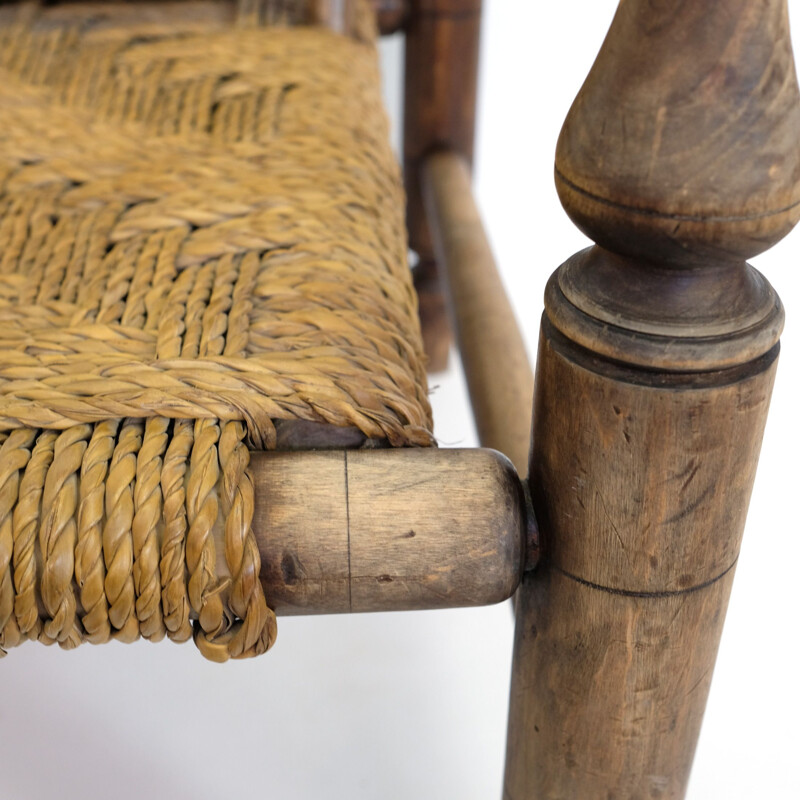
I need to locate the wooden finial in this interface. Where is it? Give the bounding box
[551,0,799,370]
[557,0,800,265]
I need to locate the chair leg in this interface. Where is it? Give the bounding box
[503,0,799,796]
[413,258,452,373]
[404,1,482,375]
[403,0,482,264]
[505,314,779,798]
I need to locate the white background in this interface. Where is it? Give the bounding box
[1,3,799,798]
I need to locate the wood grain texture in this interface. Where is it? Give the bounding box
[413,258,452,373]
[506,318,777,800]
[507,566,736,799]
[423,151,534,479]
[404,0,483,370]
[505,315,780,800]
[555,0,800,267]
[505,1,799,796]
[251,448,526,614]
[546,249,784,372]
[404,0,481,263]
[534,322,777,596]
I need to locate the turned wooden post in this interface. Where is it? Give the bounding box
[372,0,408,34]
[404,0,481,262]
[504,2,800,798]
[404,0,482,369]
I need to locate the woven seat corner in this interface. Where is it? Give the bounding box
[0,0,433,661]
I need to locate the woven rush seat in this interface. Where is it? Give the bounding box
[0,0,433,661]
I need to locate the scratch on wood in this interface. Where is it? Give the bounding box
[662,483,713,524]
[678,459,700,494]
[596,487,632,568]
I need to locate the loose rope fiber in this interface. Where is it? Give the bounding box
[0,0,433,661]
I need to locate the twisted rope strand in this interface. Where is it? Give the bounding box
[103,419,142,642]
[13,430,57,642]
[40,424,90,648]
[160,419,194,643]
[132,416,169,642]
[0,428,35,655]
[76,419,117,644]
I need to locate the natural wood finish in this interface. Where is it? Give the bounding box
[508,565,738,799]
[272,419,385,450]
[555,0,800,268]
[404,0,482,369]
[505,328,778,799]
[413,258,452,373]
[505,1,799,797]
[547,249,784,372]
[404,0,482,263]
[423,151,533,480]
[372,0,408,34]
[251,448,526,614]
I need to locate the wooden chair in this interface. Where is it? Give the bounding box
[0,1,796,796]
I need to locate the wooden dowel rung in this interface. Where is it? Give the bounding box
[248,447,527,614]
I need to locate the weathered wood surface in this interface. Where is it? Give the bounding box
[249,448,526,614]
[373,0,408,34]
[423,151,534,480]
[405,0,483,370]
[555,1,800,269]
[505,327,778,799]
[404,0,482,263]
[504,1,798,797]
[413,258,452,374]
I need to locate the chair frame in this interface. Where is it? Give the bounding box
[382,1,795,797]
[3,1,795,797]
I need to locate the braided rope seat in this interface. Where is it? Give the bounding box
[0,0,433,662]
